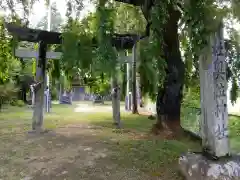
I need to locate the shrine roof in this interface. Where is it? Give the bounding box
[5,23,138,49]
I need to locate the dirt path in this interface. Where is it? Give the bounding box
[74,103,126,113]
[0,124,159,180]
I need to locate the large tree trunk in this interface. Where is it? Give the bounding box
[22,87,27,103]
[18,86,27,103]
[154,4,185,134]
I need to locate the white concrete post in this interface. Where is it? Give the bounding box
[128,92,132,110]
[126,61,131,111]
[199,21,230,157]
[30,85,35,107]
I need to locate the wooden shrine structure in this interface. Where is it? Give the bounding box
[5,22,141,132]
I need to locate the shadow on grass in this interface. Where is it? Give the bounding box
[89,113,154,133]
[87,113,201,179]
[30,126,199,179]
[109,137,198,180]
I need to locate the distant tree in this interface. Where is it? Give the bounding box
[0,17,21,108]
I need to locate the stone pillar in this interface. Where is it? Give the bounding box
[199,21,230,158]
[179,21,240,180]
[30,85,35,107]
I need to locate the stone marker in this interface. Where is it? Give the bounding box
[93,94,104,104]
[179,21,240,180]
[60,91,72,104]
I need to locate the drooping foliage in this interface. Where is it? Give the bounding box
[2,0,240,107]
[0,17,21,106]
[138,38,159,100]
[225,29,240,104]
[114,2,146,35]
[180,0,240,104]
[60,0,116,94]
[61,18,94,75]
[95,0,117,75]
[137,0,240,106]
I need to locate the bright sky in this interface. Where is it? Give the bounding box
[0,0,95,28]
[0,1,239,34]
[29,0,95,27]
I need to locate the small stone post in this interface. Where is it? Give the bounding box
[45,76,50,113]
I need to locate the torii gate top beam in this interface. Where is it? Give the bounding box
[5,23,138,50]
[6,23,61,44]
[115,0,144,6]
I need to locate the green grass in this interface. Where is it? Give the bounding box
[6,102,240,180]
[110,138,197,179]
[0,103,200,180]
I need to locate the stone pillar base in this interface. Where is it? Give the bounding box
[179,152,240,180]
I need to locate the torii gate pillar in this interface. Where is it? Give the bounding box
[31,41,47,132]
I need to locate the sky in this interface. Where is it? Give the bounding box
[0,1,239,35]
[0,0,95,28]
[29,0,95,27]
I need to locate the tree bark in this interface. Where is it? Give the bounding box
[22,87,27,103]
[111,73,121,129]
[111,53,122,128]
[132,43,138,114]
[154,4,185,133]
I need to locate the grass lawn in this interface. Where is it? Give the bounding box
[0,103,200,180]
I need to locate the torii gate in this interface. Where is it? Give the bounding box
[5,23,139,132]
